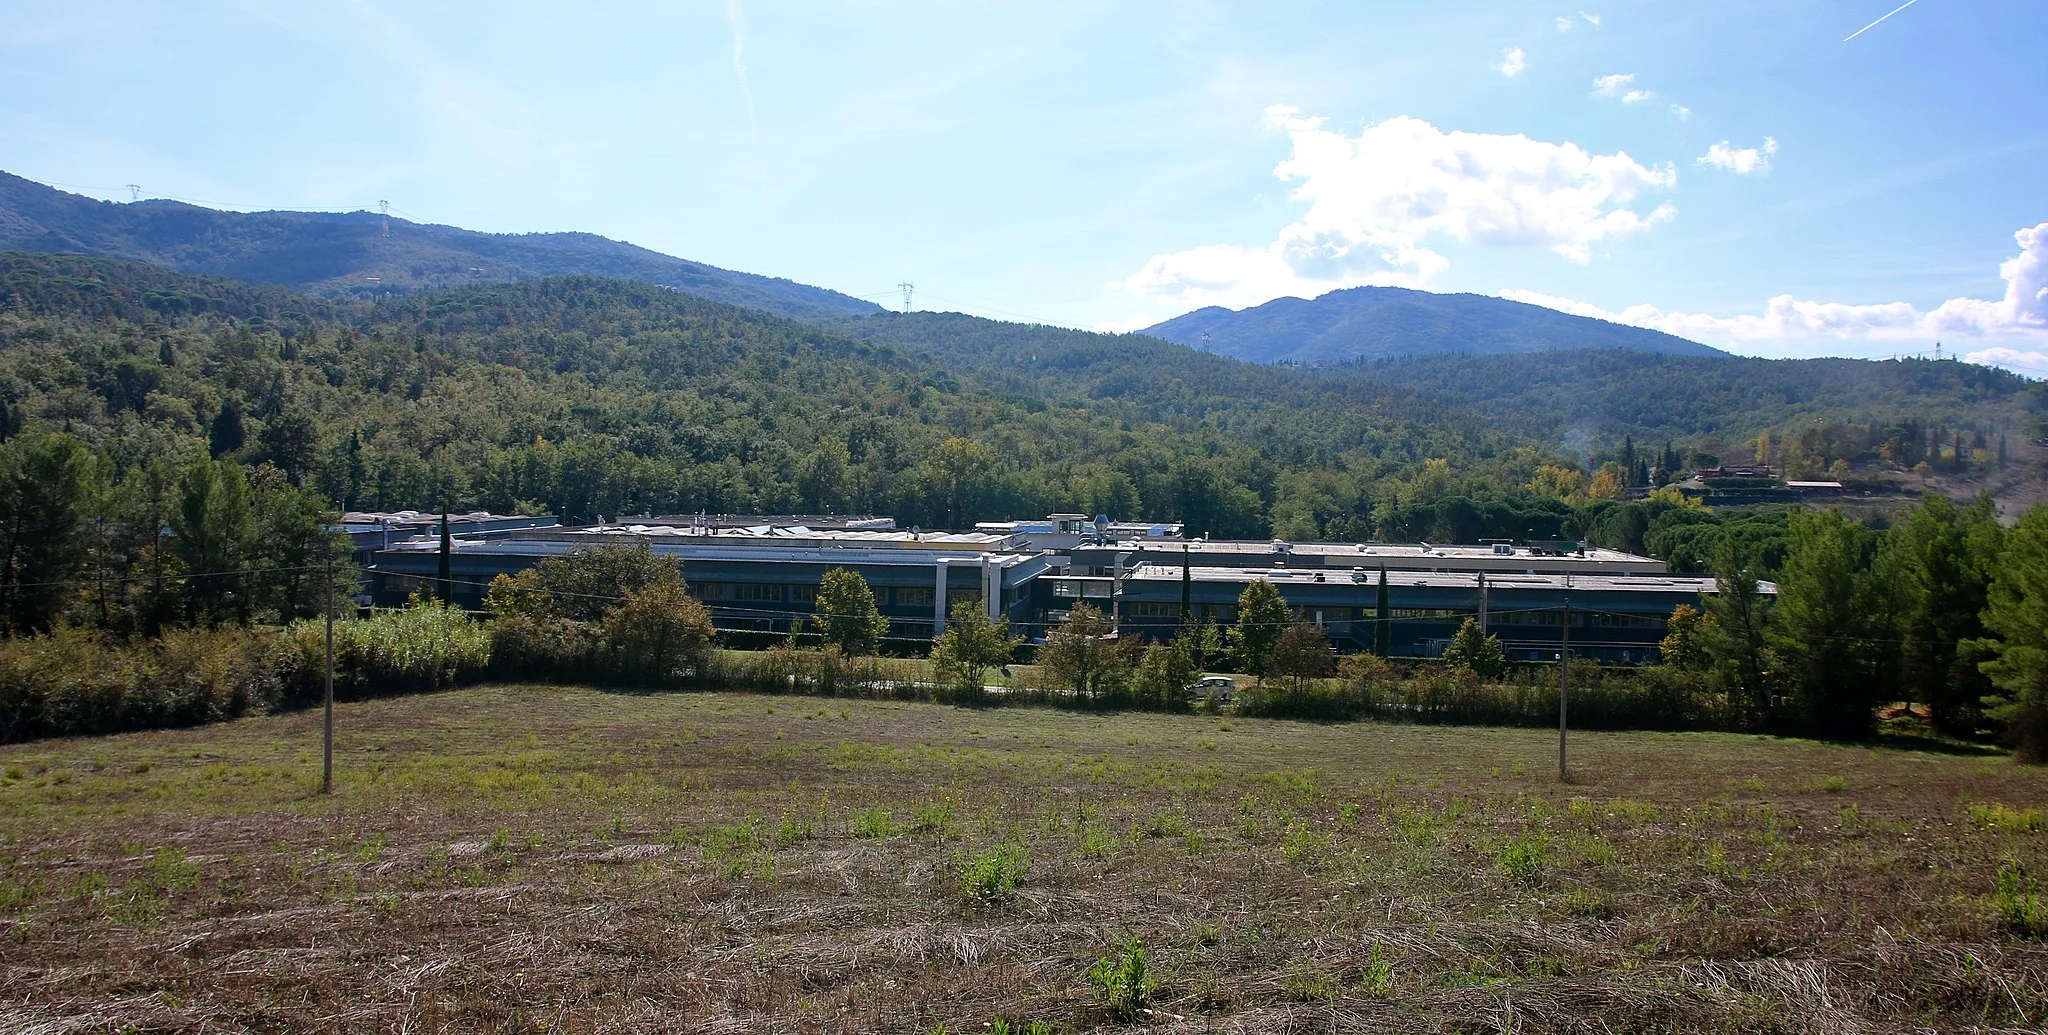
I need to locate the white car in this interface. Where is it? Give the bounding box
[1186,676,1236,703]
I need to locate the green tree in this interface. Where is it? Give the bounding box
[0,432,100,632]
[929,600,1022,704]
[1268,621,1335,693]
[1875,494,2003,734]
[251,469,351,622]
[1698,537,1774,720]
[1659,603,1710,670]
[1231,579,1290,675]
[600,579,715,684]
[1770,509,1879,738]
[1131,639,1200,712]
[170,458,255,626]
[813,567,889,656]
[1972,506,2048,762]
[1442,617,1508,679]
[1039,602,1130,704]
[208,398,245,458]
[489,544,685,623]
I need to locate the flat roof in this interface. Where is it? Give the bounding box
[517,524,1020,547]
[1083,539,1656,563]
[377,538,1040,569]
[1121,565,1767,595]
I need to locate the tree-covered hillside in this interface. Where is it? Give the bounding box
[0,172,880,322]
[0,253,1565,539]
[1145,285,1723,364]
[1334,348,2043,457]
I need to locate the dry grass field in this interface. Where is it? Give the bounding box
[3,685,2046,1033]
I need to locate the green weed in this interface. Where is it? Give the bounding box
[1496,833,1548,883]
[960,843,1029,901]
[1994,863,2045,936]
[1971,803,2045,834]
[851,806,896,839]
[1085,935,1157,1019]
[1360,942,1395,997]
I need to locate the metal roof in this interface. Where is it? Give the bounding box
[1120,564,1770,595]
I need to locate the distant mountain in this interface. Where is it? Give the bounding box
[1145,285,1723,363]
[0,171,880,322]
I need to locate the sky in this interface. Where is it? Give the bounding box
[3,1,2045,371]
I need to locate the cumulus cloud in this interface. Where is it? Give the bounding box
[1119,107,1677,311]
[1698,137,1778,174]
[1556,16,1574,31]
[1502,223,2048,355]
[1496,47,1527,77]
[1670,105,1693,121]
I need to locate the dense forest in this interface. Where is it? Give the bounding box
[1144,284,1720,363]
[1,252,1574,540]
[0,172,879,320]
[1335,348,2043,460]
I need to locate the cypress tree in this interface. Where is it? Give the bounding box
[1374,565,1391,657]
[437,511,453,604]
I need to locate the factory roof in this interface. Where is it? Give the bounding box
[1082,539,1658,564]
[375,536,1039,568]
[1121,564,1767,596]
[504,524,1022,548]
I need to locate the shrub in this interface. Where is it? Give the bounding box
[0,625,283,743]
[283,598,490,701]
[487,613,599,682]
[599,580,714,685]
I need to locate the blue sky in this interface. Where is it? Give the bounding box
[4,1,2045,368]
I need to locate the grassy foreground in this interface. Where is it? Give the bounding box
[2,686,2045,1033]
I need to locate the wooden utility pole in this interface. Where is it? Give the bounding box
[322,547,335,795]
[1558,598,1571,781]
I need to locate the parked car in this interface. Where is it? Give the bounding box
[1185,675,1235,703]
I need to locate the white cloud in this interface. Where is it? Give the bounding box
[1496,47,1527,77]
[1119,108,1678,311]
[1622,89,1654,104]
[1580,11,1601,25]
[1670,104,1693,121]
[1591,73,1634,98]
[1698,137,1778,174]
[1556,16,1574,31]
[1502,222,2048,355]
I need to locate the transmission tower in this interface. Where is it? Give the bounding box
[379,200,391,237]
[898,282,914,313]
[125,184,141,201]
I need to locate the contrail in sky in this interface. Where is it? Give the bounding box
[1844,0,1923,42]
[723,0,756,125]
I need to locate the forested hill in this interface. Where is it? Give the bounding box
[0,172,880,322]
[1334,348,2043,453]
[829,310,1534,471]
[1146,285,1722,363]
[0,253,1565,540]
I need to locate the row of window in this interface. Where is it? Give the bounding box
[689,583,981,610]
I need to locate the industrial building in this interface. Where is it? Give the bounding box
[360,513,1761,661]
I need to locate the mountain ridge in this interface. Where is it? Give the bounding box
[1145,284,1723,363]
[0,171,881,323]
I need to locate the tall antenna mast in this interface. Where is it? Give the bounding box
[379,199,391,237]
[125,184,141,201]
[898,281,914,313]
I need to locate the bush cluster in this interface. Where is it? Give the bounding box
[0,625,283,743]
